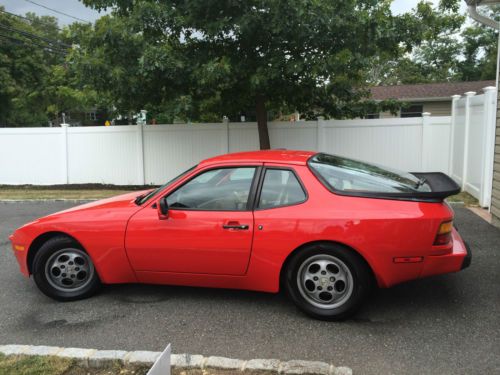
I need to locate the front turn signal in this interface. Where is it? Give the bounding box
[434,220,453,246]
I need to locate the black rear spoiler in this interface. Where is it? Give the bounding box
[409,172,461,201]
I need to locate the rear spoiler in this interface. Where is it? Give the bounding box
[409,172,461,201]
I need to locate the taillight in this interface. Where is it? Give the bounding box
[434,220,453,246]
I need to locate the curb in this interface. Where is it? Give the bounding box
[447,201,465,206]
[0,345,352,375]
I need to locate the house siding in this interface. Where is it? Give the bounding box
[378,100,451,118]
[422,101,451,116]
[492,80,500,228]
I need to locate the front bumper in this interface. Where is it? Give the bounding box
[419,228,471,279]
[9,233,30,277]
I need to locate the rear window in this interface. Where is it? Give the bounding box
[308,153,431,194]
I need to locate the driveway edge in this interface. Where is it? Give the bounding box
[0,344,352,375]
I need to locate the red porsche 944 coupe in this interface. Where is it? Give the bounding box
[9,150,471,320]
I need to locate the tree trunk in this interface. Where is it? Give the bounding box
[256,95,271,150]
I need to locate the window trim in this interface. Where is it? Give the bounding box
[161,165,263,212]
[254,166,308,211]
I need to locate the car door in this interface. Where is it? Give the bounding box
[251,166,308,264]
[125,165,261,275]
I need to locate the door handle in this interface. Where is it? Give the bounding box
[222,224,249,230]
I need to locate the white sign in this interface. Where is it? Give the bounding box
[147,344,171,375]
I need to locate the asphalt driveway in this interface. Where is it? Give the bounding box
[0,202,499,374]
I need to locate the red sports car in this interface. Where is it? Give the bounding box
[9,150,471,320]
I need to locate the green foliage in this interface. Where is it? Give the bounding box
[2,0,497,131]
[77,0,472,146]
[0,7,98,127]
[371,2,498,85]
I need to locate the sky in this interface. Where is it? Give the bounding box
[2,0,470,26]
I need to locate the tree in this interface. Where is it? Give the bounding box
[370,3,499,85]
[457,5,499,82]
[82,0,454,149]
[0,8,92,126]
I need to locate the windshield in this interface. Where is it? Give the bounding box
[308,153,431,194]
[136,165,197,205]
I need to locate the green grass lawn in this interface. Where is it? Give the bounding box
[0,185,151,200]
[445,191,479,206]
[0,354,149,374]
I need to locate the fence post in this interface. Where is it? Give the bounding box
[223,116,230,153]
[137,124,145,185]
[316,116,325,152]
[448,95,461,176]
[421,112,431,172]
[462,91,476,190]
[60,123,69,184]
[480,86,497,208]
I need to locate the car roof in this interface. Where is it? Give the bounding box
[199,150,317,166]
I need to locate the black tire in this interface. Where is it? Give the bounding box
[32,236,101,301]
[284,242,372,321]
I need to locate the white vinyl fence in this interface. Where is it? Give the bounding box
[0,87,497,208]
[0,116,452,186]
[449,87,497,207]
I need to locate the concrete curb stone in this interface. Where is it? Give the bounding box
[0,344,353,374]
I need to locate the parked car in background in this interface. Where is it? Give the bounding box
[9,150,470,320]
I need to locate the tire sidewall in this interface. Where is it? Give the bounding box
[285,243,371,320]
[32,236,100,301]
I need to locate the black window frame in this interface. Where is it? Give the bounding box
[161,165,264,212]
[254,166,308,211]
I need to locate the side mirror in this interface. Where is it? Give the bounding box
[157,197,169,219]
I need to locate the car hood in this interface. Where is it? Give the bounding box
[48,189,154,216]
[16,189,154,231]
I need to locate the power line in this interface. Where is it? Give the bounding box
[0,32,67,55]
[0,23,72,49]
[23,0,91,24]
[0,8,63,31]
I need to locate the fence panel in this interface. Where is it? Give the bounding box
[67,126,141,185]
[465,95,487,198]
[424,116,452,174]
[1,116,456,187]
[322,118,424,172]
[451,100,466,184]
[144,124,228,185]
[0,128,64,185]
[449,87,497,207]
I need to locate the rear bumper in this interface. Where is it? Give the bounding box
[419,228,470,279]
[461,241,472,270]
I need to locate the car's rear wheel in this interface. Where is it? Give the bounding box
[32,236,100,301]
[284,243,372,320]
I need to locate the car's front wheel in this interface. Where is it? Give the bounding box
[32,236,100,301]
[284,243,372,320]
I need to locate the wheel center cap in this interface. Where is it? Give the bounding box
[321,277,328,285]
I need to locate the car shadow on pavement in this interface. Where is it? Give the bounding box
[97,271,466,323]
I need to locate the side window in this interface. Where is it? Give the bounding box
[258,169,306,209]
[167,167,256,211]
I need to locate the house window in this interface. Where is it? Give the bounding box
[400,105,423,118]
